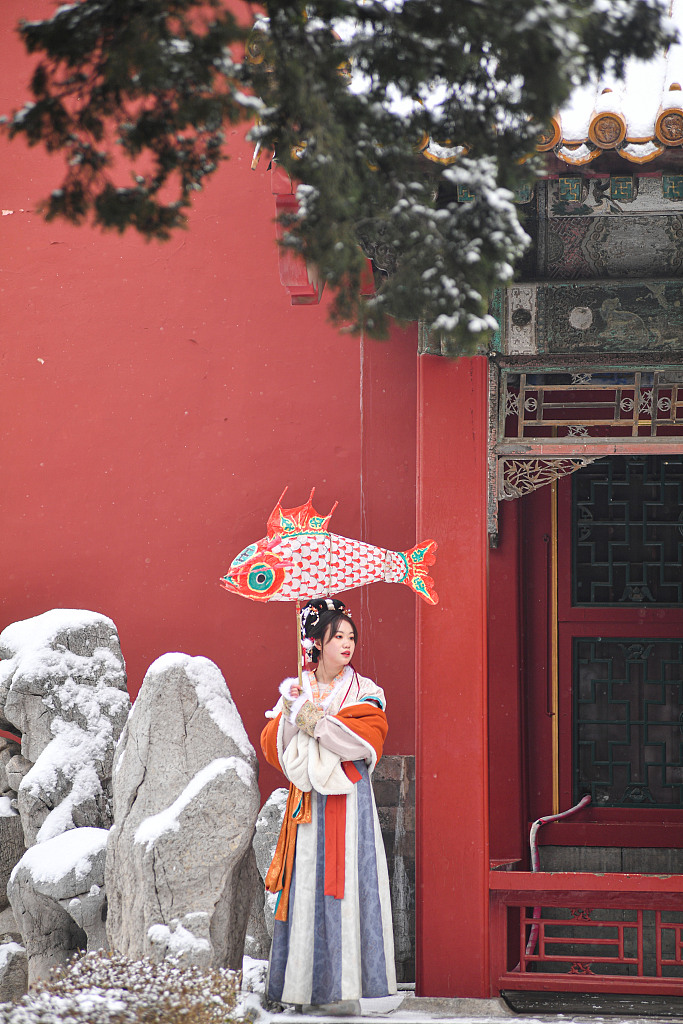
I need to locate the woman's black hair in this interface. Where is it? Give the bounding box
[301,598,358,664]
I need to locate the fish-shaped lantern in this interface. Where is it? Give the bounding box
[220,489,438,605]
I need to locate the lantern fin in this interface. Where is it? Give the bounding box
[267,487,338,538]
[402,539,439,605]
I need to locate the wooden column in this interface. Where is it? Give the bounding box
[415,354,490,997]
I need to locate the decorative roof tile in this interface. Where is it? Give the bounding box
[552,0,683,164]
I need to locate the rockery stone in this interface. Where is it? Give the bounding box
[105,654,260,970]
[0,610,130,846]
[7,827,108,985]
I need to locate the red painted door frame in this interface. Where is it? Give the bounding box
[524,469,683,846]
[415,354,490,997]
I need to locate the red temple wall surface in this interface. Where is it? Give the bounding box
[0,0,417,794]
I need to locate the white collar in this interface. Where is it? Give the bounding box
[308,665,352,710]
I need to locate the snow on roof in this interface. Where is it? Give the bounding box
[249,3,683,170]
[548,0,683,165]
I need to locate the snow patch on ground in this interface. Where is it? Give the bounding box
[242,955,268,993]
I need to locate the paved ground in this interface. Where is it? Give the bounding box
[241,961,683,1023]
[256,990,683,1024]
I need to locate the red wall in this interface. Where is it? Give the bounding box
[415,356,490,997]
[0,0,416,793]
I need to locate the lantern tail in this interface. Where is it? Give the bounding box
[403,539,438,605]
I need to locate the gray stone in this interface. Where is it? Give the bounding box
[0,816,25,913]
[5,757,31,795]
[59,883,107,953]
[245,872,271,960]
[7,826,108,985]
[0,610,130,846]
[105,653,260,971]
[0,904,20,942]
[0,739,21,797]
[0,942,28,1003]
[252,788,288,941]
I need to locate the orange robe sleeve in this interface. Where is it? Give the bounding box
[260,712,283,772]
[334,703,388,765]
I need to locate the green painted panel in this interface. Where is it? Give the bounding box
[536,280,683,353]
[489,288,504,352]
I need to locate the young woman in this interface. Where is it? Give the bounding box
[260,598,397,1014]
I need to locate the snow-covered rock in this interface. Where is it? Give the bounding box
[105,654,260,970]
[7,827,108,984]
[0,941,27,1003]
[0,610,130,846]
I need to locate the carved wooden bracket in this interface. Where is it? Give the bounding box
[273,193,324,305]
[487,359,683,543]
[270,164,375,305]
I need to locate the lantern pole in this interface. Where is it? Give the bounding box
[296,599,304,690]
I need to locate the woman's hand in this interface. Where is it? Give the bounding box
[278,678,301,719]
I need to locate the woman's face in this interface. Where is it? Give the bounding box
[316,620,356,672]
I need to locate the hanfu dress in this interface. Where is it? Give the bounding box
[260,666,397,1007]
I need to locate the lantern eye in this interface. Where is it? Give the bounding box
[232,543,257,568]
[247,564,275,593]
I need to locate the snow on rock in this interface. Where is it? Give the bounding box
[134,756,255,850]
[147,920,211,958]
[0,797,17,817]
[0,609,117,660]
[144,654,254,757]
[8,827,109,985]
[0,610,130,846]
[0,941,27,1003]
[105,653,260,971]
[10,826,108,887]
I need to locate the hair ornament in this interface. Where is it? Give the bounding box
[301,604,320,632]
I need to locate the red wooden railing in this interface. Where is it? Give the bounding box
[490,871,683,997]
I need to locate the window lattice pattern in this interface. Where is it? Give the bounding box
[572,455,683,606]
[574,637,683,808]
[501,370,683,441]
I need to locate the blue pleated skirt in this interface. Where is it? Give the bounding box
[267,761,396,1005]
